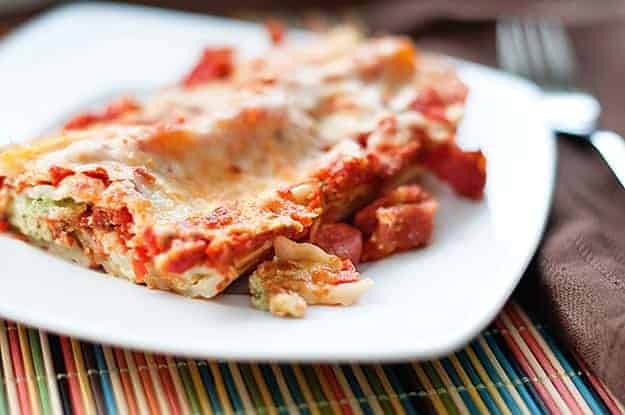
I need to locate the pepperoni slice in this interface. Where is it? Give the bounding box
[310,223,363,265]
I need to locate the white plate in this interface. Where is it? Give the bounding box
[0,2,555,361]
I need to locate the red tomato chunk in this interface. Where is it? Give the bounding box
[48,166,75,186]
[63,97,140,130]
[182,47,234,87]
[265,20,286,45]
[354,185,438,261]
[422,142,486,200]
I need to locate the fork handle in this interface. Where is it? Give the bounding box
[590,130,625,189]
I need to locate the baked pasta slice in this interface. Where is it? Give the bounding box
[0,29,485,303]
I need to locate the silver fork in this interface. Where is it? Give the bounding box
[497,18,625,188]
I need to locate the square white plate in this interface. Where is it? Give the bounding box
[0,2,555,361]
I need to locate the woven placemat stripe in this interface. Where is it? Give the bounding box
[1,304,624,414]
[467,340,517,413]
[9,322,33,414]
[17,326,39,415]
[481,328,538,414]
[505,305,582,413]
[253,364,281,415]
[269,364,299,414]
[90,345,116,415]
[199,360,224,414]
[0,326,8,415]
[30,329,52,415]
[510,304,590,413]
[438,358,479,414]
[473,337,525,413]
[101,346,126,414]
[82,343,105,414]
[496,315,562,413]
[572,351,624,414]
[0,323,15,415]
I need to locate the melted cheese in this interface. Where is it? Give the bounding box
[0,31,466,297]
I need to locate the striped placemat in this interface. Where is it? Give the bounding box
[0,303,622,415]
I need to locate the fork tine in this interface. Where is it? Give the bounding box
[521,20,551,86]
[537,20,577,89]
[497,17,577,90]
[496,18,532,79]
[496,19,517,73]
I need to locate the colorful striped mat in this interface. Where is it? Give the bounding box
[0,303,622,415]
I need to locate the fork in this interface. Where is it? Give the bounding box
[496,18,625,188]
